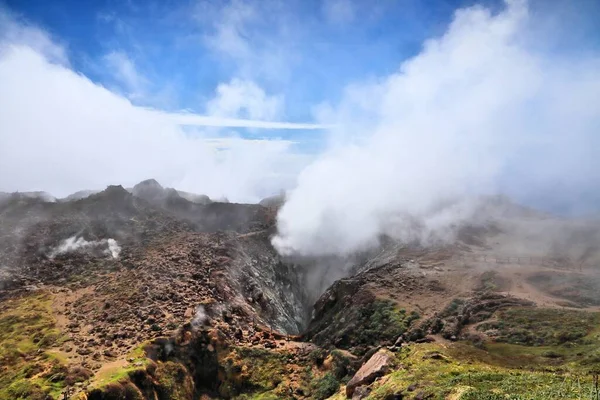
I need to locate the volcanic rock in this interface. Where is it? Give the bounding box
[346,348,395,397]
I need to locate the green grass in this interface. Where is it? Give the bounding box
[323,299,420,353]
[86,345,192,400]
[222,346,352,400]
[88,344,150,389]
[346,307,600,399]
[477,307,600,346]
[311,373,341,400]
[220,346,297,399]
[361,343,600,400]
[0,292,70,400]
[153,361,194,400]
[477,271,505,292]
[468,307,600,373]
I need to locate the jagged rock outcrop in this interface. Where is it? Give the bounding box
[62,190,100,201]
[176,190,211,205]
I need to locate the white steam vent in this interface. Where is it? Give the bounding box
[191,305,207,330]
[105,238,122,258]
[49,236,121,259]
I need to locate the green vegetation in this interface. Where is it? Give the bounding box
[220,346,298,398]
[477,271,506,292]
[88,345,150,389]
[358,301,420,343]
[458,305,600,375]
[87,354,192,400]
[343,343,600,400]
[477,307,600,346]
[310,372,340,400]
[6,290,600,400]
[153,361,195,400]
[329,350,355,382]
[443,298,465,315]
[463,307,600,374]
[87,381,144,400]
[308,347,327,366]
[0,292,156,400]
[325,306,600,399]
[0,292,70,399]
[328,299,420,353]
[527,272,600,307]
[220,346,357,400]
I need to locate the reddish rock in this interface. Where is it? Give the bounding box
[346,349,395,397]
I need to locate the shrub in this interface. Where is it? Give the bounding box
[308,348,327,366]
[311,373,339,400]
[7,380,48,400]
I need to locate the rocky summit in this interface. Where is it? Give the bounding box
[1,181,600,400]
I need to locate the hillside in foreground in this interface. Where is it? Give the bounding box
[1,182,600,400]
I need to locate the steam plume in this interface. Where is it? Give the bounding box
[105,239,122,259]
[273,0,600,256]
[191,305,207,330]
[50,236,121,259]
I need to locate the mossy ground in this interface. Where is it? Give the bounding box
[477,270,508,292]
[475,307,600,372]
[86,306,600,399]
[0,292,70,399]
[0,291,152,399]
[219,346,310,399]
[7,292,600,400]
[328,343,600,400]
[86,354,193,400]
[310,297,420,355]
[477,307,600,346]
[326,307,600,399]
[88,344,150,389]
[218,346,355,400]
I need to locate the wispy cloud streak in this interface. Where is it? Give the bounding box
[164,112,330,130]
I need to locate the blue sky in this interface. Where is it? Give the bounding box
[0,0,600,125]
[1,0,599,216]
[5,0,599,117]
[1,0,511,161]
[4,0,599,130]
[3,0,496,119]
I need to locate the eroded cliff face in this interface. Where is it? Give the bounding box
[226,231,309,334]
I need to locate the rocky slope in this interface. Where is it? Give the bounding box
[1,182,600,400]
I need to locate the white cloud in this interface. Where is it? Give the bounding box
[322,0,356,25]
[103,50,147,100]
[197,0,306,125]
[0,8,67,65]
[0,15,319,202]
[165,113,328,130]
[203,0,256,62]
[206,78,283,120]
[273,0,600,256]
[200,0,296,83]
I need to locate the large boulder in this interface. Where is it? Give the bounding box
[346,348,395,397]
